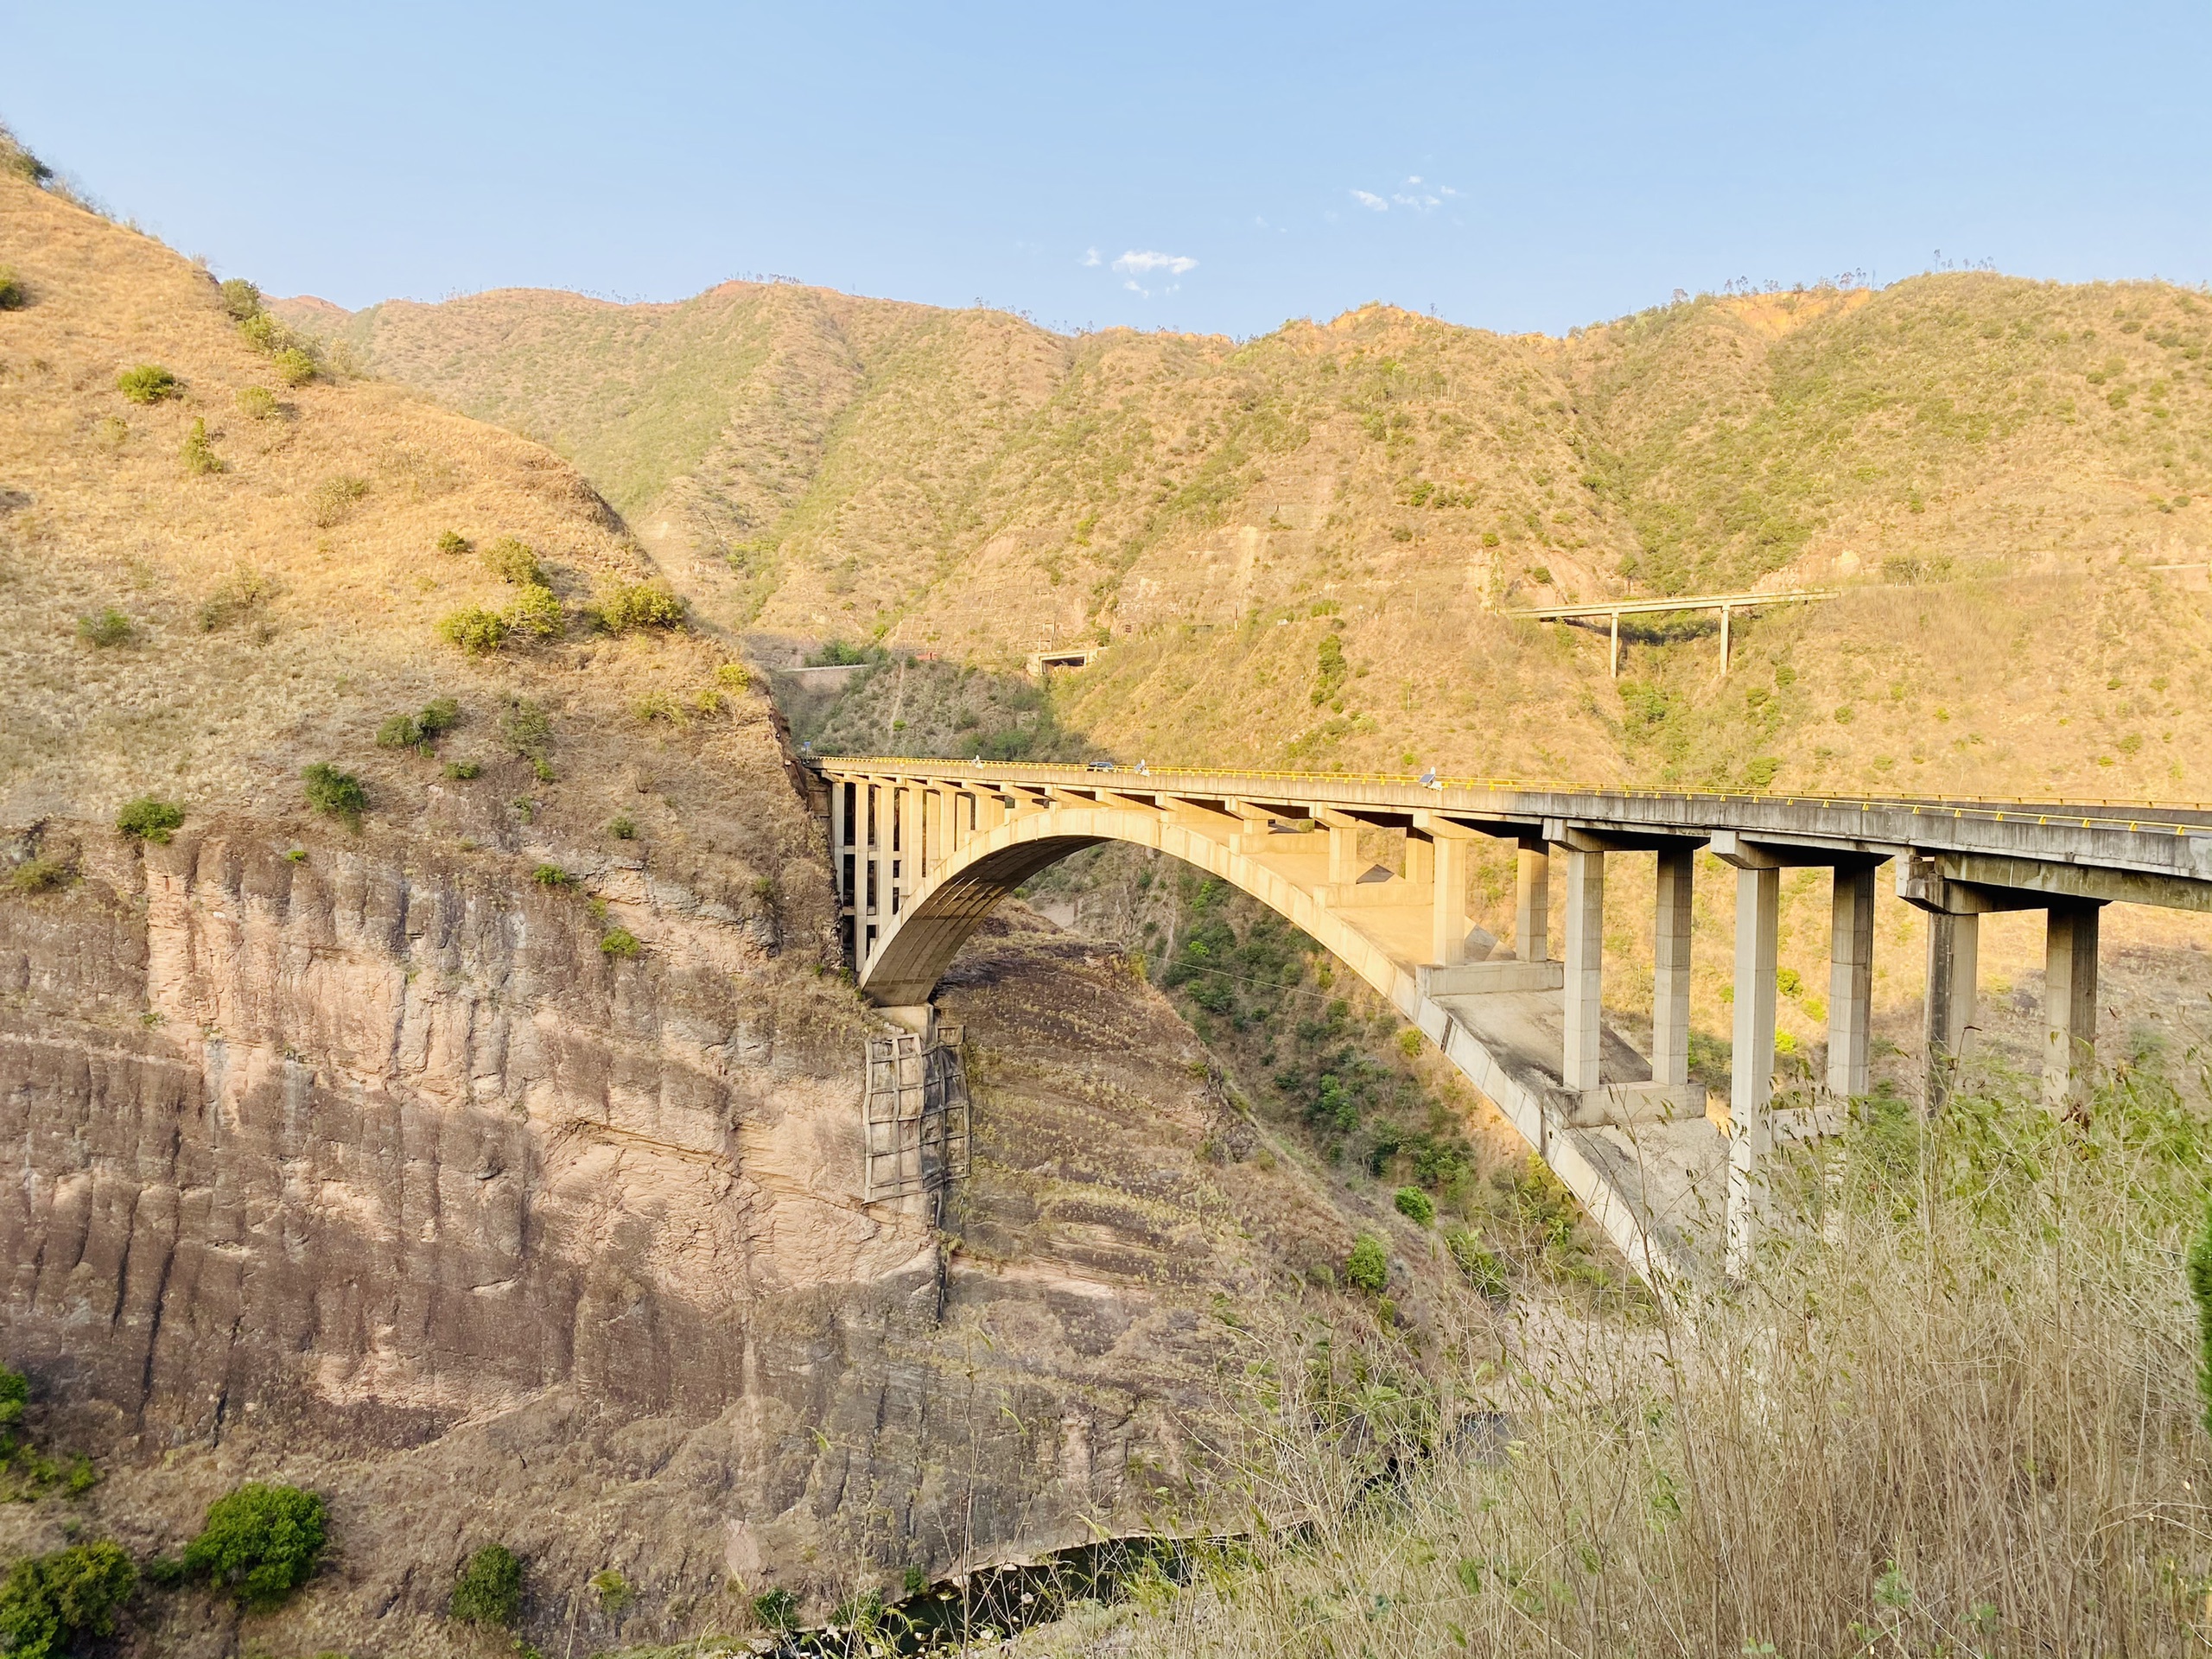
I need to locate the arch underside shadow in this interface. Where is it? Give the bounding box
[859,806,1408,1013]
[863,834,1108,1006]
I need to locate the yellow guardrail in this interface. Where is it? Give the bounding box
[809,756,2212,840]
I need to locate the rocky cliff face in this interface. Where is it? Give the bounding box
[0,810,1357,1655]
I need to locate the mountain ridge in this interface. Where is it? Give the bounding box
[272,268,2212,802]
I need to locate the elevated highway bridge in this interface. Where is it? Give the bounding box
[804,759,2212,1287]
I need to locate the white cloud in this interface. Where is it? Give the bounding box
[1080,247,1101,267]
[1112,249,1198,276]
[1351,189,1388,212]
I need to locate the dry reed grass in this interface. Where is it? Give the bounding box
[1012,1065,2212,1657]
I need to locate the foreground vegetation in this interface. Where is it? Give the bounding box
[997,1066,2210,1656]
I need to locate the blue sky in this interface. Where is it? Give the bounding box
[4,2,2208,338]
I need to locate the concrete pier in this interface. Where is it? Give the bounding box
[1560,845,1605,1091]
[1827,864,1876,1101]
[2043,903,2101,1111]
[1652,848,1694,1088]
[1727,862,1780,1277]
[1516,840,1550,963]
[1923,910,1979,1110]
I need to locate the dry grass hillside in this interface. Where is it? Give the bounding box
[1,175,783,849]
[279,272,2212,798]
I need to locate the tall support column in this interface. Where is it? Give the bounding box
[1404,832,1436,890]
[830,779,852,963]
[976,791,1007,833]
[1719,603,1732,676]
[867,783,892,964]
[1827,865,1877,1102]
[1431,832,1471,967]
[1923,911,1979,1112]
[2044,904,2101,1112]
[1608,611,1621,679]
[1560,845,1605,1092]
[1652,848,1694,1087]
[887,787,909,916]
[933,788,956,874]
[1516,840,1550,963]
[1726,864,1780,1277]
[1320,810,1360,886]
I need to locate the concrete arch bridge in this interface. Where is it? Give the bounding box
[805,759,2212,1287]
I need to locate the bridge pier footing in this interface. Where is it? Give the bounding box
[876,1003,938,1038]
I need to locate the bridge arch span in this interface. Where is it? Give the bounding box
[860,804,1402,1010]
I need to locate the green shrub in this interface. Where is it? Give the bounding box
[436,531,472,556]
[75,607,133,646]
[1311,633,1350,705]
[180,416,222,476]
[506,582,563,639]
[271,346,316,387]
[1344,1234,1389,1294]
[634,690,681,723]
[1445,1228,1510,1298]
[600,927,640,958]
[197,567,273,632]
[715,661,751,692]
[438,607,507,655]
[377,697,461,753]
[376,714,423,750]
[532,865,573,888]
[116,798,184,843]
[450,1543,522,1628]
[217,277,261,321]
[0,1541,136,1659]
[1393,1185,1435,1225]
[480,537,543,587]
[302,763,367,829]
[116,364,178,404]
[607,814,637,841]
[181,1482,327,1609]
[498,697,551,761]
[0,266,25,311]
[236,385,277,421]
[599,580,686,632]
[591,1567,632,1611]
[752,1586,798,1631]
[443,760,481,780]
[308,474,368,527]
[0,1367,23,1453]
[7,855,73,896]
